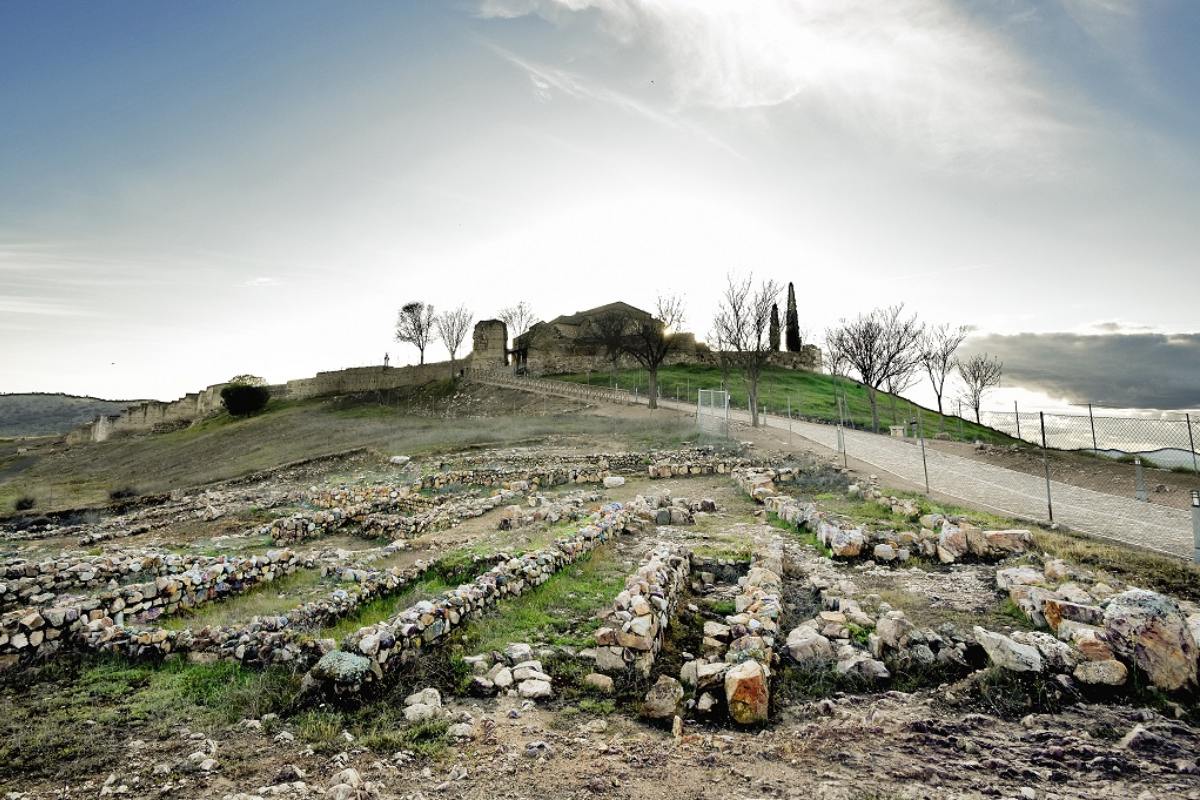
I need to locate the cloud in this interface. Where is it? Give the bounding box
[964,332,1200,410]
[242,277,281,288]
[479,0,1078,176]
[0,296,92,317]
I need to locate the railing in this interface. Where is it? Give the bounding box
[465,368,641,406]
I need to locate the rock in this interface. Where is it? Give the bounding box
[1042,599,1104,632]
[786,626,834,663]
[724,660,769,725]
[308,651,375,687]
[982,529,1032,555]
[996,566,1043,591]
[642,675,684,719]
[404,687,441,708]
[603,476,626,488]
[512,660,550,682]
[873,544,896,562]
[1011,631,1078,672]
[974,626,1043,673]
[829,528,865,558]
[489,665,514,689]
[504,642,534,664]
[1103,590,1198,691]
[1073,659,1128,686]
[703,620,731,641]
[469,676,496,696]
[876,614,913,651]
[937,527,968,564]
[1118,724,1160,750]
[835,654,890,681]
[518,679,553,700]
[448,722,475,739]
[583,672,614,694]
[403,703,441,723]
[389,455,411,466]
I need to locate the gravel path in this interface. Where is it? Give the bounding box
[469,372,1194,559]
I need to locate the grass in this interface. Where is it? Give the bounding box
[455,545,628,653]
[0,386,717,515]
[317,574,453,642]
[557,364,1012,442]
[159,568,341,630]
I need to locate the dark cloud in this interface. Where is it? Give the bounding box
[963,332,1200,410]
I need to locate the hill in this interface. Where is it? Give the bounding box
[555,364,1010,443]
[0,393,143,438]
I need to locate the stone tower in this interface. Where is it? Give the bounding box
[471,319,508,367]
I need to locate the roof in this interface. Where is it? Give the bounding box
[549,301,652,326]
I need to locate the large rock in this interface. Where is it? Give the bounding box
[974,626,1042,673]
[786,626,834,663]
[829,528,865,558]
[1103,590,1198,691]
[642,675,684,719]
[724,660,769,725]
[982,529,1032,555]
[1042,599,1104,632]
[1073,659,1128,686]
[996,567,1044,591]
[936,526,969,564]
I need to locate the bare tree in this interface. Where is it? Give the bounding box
[825,304,923,433]
[919,324,969,421]
[395,301,435,365]
[620,295,686,411]
[580,310,632,388]
[958,352,1003,423]
[497,301,537,345]
[884,359,920,425]
[436,305,473,377]
[713,274,780,427]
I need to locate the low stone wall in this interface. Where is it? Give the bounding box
[496,491,601,531]
[720,539,784,724]
[0,550,299,668]
[303,503,632,698]
[592,542,691,679]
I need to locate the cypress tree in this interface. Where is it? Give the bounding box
[785,282,801,352]
[769,303,781,351]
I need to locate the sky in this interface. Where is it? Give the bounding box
[2,0,1198,413]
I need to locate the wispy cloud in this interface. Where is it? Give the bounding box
[0,296,94,317]
[242,276,281,288]
[480,0,1081,177]
[485,43,745,160]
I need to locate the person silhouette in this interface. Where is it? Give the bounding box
[384,352,390,367]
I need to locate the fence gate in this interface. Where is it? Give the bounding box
[697,389,730,436]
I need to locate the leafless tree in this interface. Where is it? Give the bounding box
[580,310,631,388]
[884,359,920,425]
[958,352,1003,423]
[497,301,537,345]
[825,304,923,433]
[395,301,435,365]
[712,274,781,427]
[435,305,474,376]
[919,324,969,422]
[620,294,686,410]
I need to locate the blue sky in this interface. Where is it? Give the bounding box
[2,1,1198,409]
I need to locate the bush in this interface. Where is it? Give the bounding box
[220,383,271,416]
[109,487,137,501]
[14,496,35,511]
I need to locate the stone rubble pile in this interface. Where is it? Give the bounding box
[496,491,602,531]
[990,559,1199,691]
[303,503,632,699]
[625,490,717,527]
[0,549,300,668]
[464,642,555,701]
[590,542,691,679]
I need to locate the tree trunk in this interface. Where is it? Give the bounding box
[647,369,659,410]
[936,393,945,432]
[868,386,880,432]
[748,379,759,427]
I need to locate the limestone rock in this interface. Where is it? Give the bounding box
[603,476,626,489]
[584,672,614,693]
[785,626,834,663]
[974,626,1043,673]
[518,679,553,700]
[724,660,769,725]
[1073,659,1128,686]
[1103,589,1197,691]
[642,675,684,719]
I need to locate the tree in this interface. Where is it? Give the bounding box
[785,282,801,352]
[768,303,781,351]
[919,324,969,423]
[884,358,920,425]
[220,382,270,416]
[825,304,924,433]
[580,309,631,388]
[619,295,686,411]
[958,352,1003,423]
[435,305,473,376]
[713,274,780,427]
[497,301,537,346]
[395,301,435,365]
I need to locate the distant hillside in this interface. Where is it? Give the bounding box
[0,393,142,438]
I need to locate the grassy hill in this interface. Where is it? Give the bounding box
[0,393,143,438]
[556,364,1011,443]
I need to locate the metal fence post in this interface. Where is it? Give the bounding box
[1192,490,1200,564]
[1014,400,1021,440]
[1087,403,1099,454]
[1040,411,1054,523]
[957,400,964,439]
[917,413,930,494]
[1135,457,1148,502]
[1187,413,1198,474]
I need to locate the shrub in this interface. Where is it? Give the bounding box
[109,487,137,501]
[14,496,35,511]
[220,383,271,416]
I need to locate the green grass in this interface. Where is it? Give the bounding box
[159,568,341,630]
[456,546,628,653]
[318,574,454,642]
[557,364,1011,441]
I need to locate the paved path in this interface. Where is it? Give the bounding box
[469,370,1194,559]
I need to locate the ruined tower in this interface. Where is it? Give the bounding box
[471,319,508,367]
